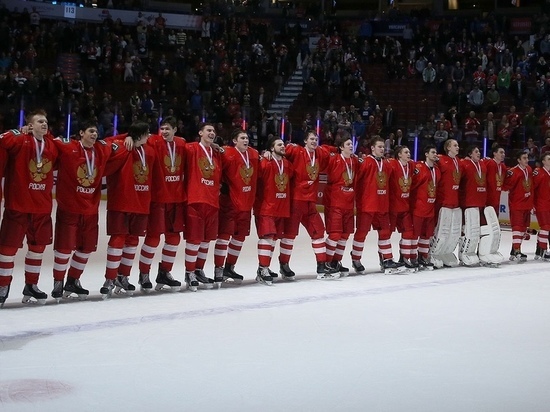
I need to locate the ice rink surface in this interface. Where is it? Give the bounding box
[1,203,550,412]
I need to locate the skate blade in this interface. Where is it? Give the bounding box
[62,291,88,301]
[114,287,134,296]
[282,275,296,281]
[215,282,222,289]
[21,296,47,305]
[256,277,273,286]
[223,277,243,284]
[186,284,198,292]
[385,267,409,275]
[141,286,153,293]
[200,284,214,290]
[316,274,341,280]
[339,271,350,277]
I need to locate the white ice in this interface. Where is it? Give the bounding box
[1,203,550,412]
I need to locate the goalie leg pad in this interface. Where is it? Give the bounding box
[478,206,503,265]
[431,207,461,267]
[459,207,481,266]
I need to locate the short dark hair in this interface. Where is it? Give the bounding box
[394,145,408,159]
[335,131,352,149]
[424,144,436,156]
[268,135,283,151]
[466,145,479,157]
[160,116,177,129]
[78,119,98,132]
[370,135,384,147]
[128,121,150,141]
[231,128,247,142]
[198,122,215,133]
[491,143,504,155]
[515,149,527,160]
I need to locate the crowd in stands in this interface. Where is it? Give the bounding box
[0,2,550,165]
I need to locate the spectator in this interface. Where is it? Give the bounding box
[509,73,527,109]
[541,135,550,156]
[485,83,500,112]
[433,121,449,152]
[497,67,510,94]
[523,107,539,141]
[422,62,436,90]
[468,83,484,113]
[525,138,540,168]
[483,112,497,145]
[464,111,481,144]
[451,61,465,89]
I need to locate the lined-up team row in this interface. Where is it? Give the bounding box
[0,109,548,307]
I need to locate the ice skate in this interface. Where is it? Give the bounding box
[534,246,550,262]
[63,277,89,300]
[100,279,115,299]
[223,264,244,284]
[256,266,273,286]
[279,262,295,281]
[381,259,407,275]
[268,268,279,279]
[351,259,365,275]
[138,273,153,293]
[155,265,181,292]
[332,261,350,277]
[419,256,434,271]
[185,271,199,292]
[194,269,214,289]
[316,262,340,280]
[0,285,10,308]
[402,257,419,272]
[509,248,527,263]
[52,280,64,303]
[22,284,47,305]
[114,275,135,296]
[214,266,224,289]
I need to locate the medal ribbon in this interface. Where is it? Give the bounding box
[137,146,147,171]
[34,136,45,167]
[80,141,95,178]
[199,142,213,167]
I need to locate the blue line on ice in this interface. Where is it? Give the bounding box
[0,269,525,342]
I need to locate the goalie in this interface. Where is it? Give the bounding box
[431,139,462,268]
[459,146,502,266]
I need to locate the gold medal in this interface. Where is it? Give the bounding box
[89,178,95,184]
[36,161,43,169]
[170,166,176,173]
[143,165,147,172]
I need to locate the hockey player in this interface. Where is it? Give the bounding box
[458,146,489,266]
[388,145,417,270]
[137,116,186,292]
[254,137,293,285]
[503,150,533,262]
[100,121,155,297]
[532,152,550,261]
[410,145,441,269]
[212,129,259,287]
[431,139,462,267]
[183,123,223,291]
[51,120,114,302]
[352,136,404,274]
[278,131,338,280]
[0,109,58,306]
[483,143,506,217]
[324,132,358,276]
